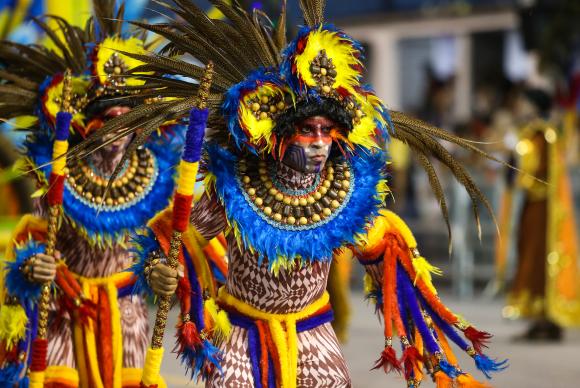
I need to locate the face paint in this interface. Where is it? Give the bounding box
[281,115,336,173]
[89,106,133,154]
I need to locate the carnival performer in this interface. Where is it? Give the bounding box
[0,2,227,387]
[69,1,508,387]
[504,89,580,341]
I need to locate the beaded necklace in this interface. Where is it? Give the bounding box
[237,157,353,230]
[65,147,158,211]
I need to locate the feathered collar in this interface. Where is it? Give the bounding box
[26,127,183,247]
[206,143,388,269]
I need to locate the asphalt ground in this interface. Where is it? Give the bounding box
[155,292,580,388]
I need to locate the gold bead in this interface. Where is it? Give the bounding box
[264,207,273,216]
[118,197,126,205]
[327,166,334,174]
[264,181,273,189]
[283,197,292,205]
[260,175,268,182]
[307,196,316,204]
[85,192,93,200]
[338,190,347,198]
[327,174,334,181]
[356,109,364,118]
[259,167,267,174]
[319,187,328,195]
[254,197,263,206]
[129,167,137,175]
[136,186,144,193]
[248,188,256,196]
[146,167,154,174]
[313,192,322,200]
[312,214,321,222]
[252,102,261,111]
[323,208,332,216]
[141,177,150,186]
[269,105,277,113]
[128,192,135,200]
[277,101,286,110]
[106,198,114,206]
[299,217,308,225]
[331,200,340,209]
[342,180,350,189]
[269,187,278,195]
[291,198,300,206]
[95,196,103,204]
[259,112,268,120]
[273,213,282,221]
[242,175,251,184]
[321,67,327,75]
[344,171,351,178]
[299,198,308,206]
[323,180,331,188]
[275,193,284,201]
[75,185,83,193]
[287,216,296,225]
[261,96,269,104]
[322,85,331,94]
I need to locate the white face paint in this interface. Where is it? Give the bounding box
[282,115,335,173]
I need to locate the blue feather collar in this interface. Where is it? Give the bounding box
[207,144,387,267]
[27,128,183,246]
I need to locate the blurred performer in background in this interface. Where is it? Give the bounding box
[505,89,580,341]
[0,2,185,386]
[74,2,508,387]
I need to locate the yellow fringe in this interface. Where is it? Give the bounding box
[176,160,199,196]
[51,139,69,175]
[0,304,28,349]
[204,298,231,342]
[457,373,490,388]
[81,281,105,388]
[29,371,45,388]
[435,371,454,388]
[45,365,79,387]
[219,288,330,388]
[412,256,442,295]
[122,368,167,388]
[108,283,123,388]
[141,347,165,387]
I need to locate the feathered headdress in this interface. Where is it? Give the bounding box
[0,0,152,139]
[65,0,505,238]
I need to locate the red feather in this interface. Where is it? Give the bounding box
[371,345,402,374]
[463,326,493,354]
[401,345,423,380]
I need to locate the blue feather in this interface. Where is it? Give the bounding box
[128,229,158,297]
[5,240,46,302]
[439,359,461,378]
[206,143,385,267]
[474,354,508,379]
[221,68,283,152]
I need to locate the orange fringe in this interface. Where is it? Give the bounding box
[435,371,454,388]
[457,373,490,388]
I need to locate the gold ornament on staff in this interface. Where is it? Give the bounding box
[141,62,214,388]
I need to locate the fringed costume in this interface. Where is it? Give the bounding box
[0,2,192,387]
[66,1,507,387]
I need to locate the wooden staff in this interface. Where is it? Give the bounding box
[29,70,73,388]
[141,61,214,388]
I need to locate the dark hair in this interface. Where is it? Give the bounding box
[273,97,352,140]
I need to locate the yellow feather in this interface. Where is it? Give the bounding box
[363,273,375,296]
[412,256,442,295]
[214,310,232,342]
[96,37,149,87]
[294,28,362,94]
[0,304,28,350]
[43,76,88,128]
